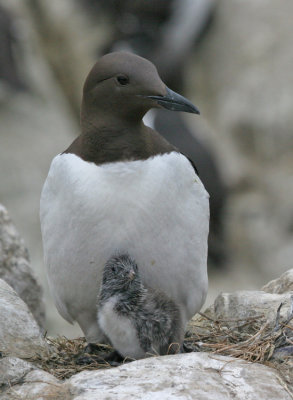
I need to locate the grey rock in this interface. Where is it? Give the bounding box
[0,357,35,387]
[213,290,293,325]
[68,352,291,400]
[0,204,45,328]
[0,279,48,359]
[0,369,69,400]
[2,352,290,400]
[262,269,293,294]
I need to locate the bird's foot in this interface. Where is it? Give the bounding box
[76,345,124,366]
[182,341,201,353]
[182,342,193,353]
[75,341,114,365]
[103,350,125,365]
[84,342,109,355]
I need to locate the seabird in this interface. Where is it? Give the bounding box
[40,52,209,343]
[98,253,183,359]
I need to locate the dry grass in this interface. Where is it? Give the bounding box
[188,313,279,362]
[29,303,292,388]
[30,337,114,380]
[187,305,293,391]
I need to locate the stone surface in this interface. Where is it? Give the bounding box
[213,290,293,325]
[71,355,285,399]
[0,369,69,400]
[1,353,291,400]
[0,204,45,328]
[0,357,36,388]
[71,353,277,400]
[0,279,48,359]
[262,269,293,294]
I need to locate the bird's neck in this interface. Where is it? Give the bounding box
[99,280,146,306]
[63,113,176,166]
[81,109,144,134]
[83,121,147,163]
[64,114,144,162]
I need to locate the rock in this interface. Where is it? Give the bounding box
[212,290,293,325]
[0,369,69,400]
[0,279,48,359]
[0,204,45,328]
[0,357,36,388]
[1,352,290,400]
[262,269,293,294]
[68,352,291,400]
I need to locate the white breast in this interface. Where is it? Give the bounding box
[98,296,145,359]
[40,152,209,341]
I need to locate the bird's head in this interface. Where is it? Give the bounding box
[102,254,140,294]
[81,52,199,128]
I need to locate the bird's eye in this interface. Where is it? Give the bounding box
[111,266,117,273]
[116,75,129,86]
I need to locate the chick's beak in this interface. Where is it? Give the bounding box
[128,269,135,281]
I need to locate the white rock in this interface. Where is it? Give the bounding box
[0,369,68,400]
[0,357,35,387]
[213,290,293,324]
[262,269,293,294]
[0,279,48,358]
[68,352,291,400]
[0,352,291,399]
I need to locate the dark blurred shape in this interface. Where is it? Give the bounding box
[78,0,227,267]
[0,4,26,92]
[80,0,215,91]
[80,0,171,25]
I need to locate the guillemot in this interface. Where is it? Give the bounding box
[98,254,183,359]
[40,51,209,343]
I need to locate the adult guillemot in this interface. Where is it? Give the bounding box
[40,52,209,343]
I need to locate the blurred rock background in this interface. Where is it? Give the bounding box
[0,0,292,338]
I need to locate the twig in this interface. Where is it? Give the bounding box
[274,302,284,332]
[198,312,216,322]
[214,322,269,354]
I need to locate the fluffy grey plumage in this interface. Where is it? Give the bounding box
[97,254,184,359]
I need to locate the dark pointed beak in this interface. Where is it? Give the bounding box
[147,87,200,115]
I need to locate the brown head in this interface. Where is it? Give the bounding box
[81,52,199,131]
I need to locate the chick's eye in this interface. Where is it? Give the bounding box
[116,75,129,86]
